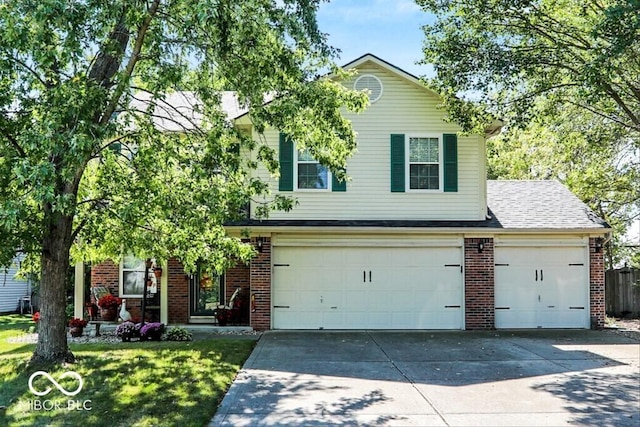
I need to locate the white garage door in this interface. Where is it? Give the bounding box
[273,246,464,330]
[495,245,589,329]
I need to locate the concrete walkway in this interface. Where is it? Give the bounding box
[211,330,640,426]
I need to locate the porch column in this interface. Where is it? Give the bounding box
[160,260,168,325]
[74,262,85,319]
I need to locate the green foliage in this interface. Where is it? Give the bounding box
[165,326,193,342]
[0,0,366,270]
[420,0,640,266]
[64,303,74,321]
[0,0,366,359]
[418,0,640,137]
[487,100,639,267]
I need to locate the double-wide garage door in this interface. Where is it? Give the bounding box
[273,245,464,330]
[495,245,590,329]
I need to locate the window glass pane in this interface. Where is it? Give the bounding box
[298,149,316,162]
[122,271,145,295]
[298,163,328,189]
[409,137,439,163]
[410,164,440,189]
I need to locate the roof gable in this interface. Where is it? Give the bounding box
[340,53,440,98]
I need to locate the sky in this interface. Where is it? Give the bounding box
[317,0,435,78]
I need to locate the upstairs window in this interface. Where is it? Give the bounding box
[296,149,329,190]
[390,133,457,193]
[279,133,346,192]
[408,137,440,190]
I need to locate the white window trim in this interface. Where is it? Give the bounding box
[294,147,332,192]
[405,134,443,192]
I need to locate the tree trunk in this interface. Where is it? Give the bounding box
[31,211,75,365]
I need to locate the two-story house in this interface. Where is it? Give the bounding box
[84,54,609,331]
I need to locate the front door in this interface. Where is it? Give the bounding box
[190,268,223,317]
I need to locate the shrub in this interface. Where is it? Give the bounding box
[166,327,193,341]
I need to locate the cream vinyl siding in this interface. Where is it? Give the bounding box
[250,61,487,221]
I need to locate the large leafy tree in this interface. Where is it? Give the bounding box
[418,0,640,262]
[418,0,640,137]
[0,0,366,364]
[487,101,640,268]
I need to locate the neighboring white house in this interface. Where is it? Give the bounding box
[0,254,31,313]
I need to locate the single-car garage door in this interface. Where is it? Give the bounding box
[273,245,464,329]
[494,244,589,329]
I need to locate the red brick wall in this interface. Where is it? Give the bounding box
[250,237,271,330]
[589,237,606,329]
[168,258,189,324]
[464,238,495,330]
[90,260,119,298]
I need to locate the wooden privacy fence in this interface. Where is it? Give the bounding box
[606,268,640,317]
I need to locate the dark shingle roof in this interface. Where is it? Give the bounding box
[227,180,609,231]
[487,180,608,230]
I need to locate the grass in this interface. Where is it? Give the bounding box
[0,314,256,427]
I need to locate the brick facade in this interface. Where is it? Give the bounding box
[90,260,164,322]
[464,238,495,330]
[589,237,606,329]
[249,237,271,330]
[167,258,189,324]
[86,234,606,331]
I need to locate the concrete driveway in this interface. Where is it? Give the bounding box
[211,330,640,426]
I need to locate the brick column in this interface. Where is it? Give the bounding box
[589,237,606,329]
[250,237,271,330]
[464,238,495,330]
[167,258,189,324]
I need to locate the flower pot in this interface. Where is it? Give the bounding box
[69,326,84,337]
[100,307,118,321]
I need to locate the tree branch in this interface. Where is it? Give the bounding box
[99,0,162,126]
[0,125,26,158]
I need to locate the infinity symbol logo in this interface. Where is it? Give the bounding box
[28,371,84,397]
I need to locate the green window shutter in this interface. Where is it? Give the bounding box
[331,169,347,192]
[443,133,458,192]
[279,133,294,191]
[390,134,405,192]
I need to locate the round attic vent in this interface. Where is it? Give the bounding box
[354,74,383,103]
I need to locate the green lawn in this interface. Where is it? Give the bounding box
[0,315,256,427]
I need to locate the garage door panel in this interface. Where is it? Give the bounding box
[495,246,589,329]
[273,246,463,330]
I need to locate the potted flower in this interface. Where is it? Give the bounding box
[214,307,232,326]
[116,321,141,342]
[97,294,121,321]
[140,322,165,341]
[68,318,88,337]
